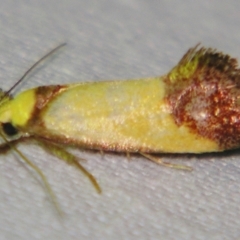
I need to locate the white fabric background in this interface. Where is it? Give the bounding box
[0,1,240,239]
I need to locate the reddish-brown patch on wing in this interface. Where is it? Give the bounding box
[165,46,240,150]
[27,85,67,128]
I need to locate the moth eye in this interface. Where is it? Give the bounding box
[2,122,18,136]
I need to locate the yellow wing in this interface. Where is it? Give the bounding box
[28,78,218,153]
[2,45,240,154]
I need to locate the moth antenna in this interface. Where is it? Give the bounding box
[4,43,66,98]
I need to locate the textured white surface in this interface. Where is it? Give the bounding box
[1,1,240,239]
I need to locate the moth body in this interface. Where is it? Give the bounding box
[1,44,240,200]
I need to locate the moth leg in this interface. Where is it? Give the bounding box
[140,152,192,171]
[126,152,131,161]
[38,139,102,193]
[0,136,34,153]
[0,141,16,153]
[99,149,104,157]
[0,135,62,216]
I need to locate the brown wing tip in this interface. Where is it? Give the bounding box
[168,44,240,85]
[166,45,240,150]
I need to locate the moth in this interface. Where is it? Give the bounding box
[1,44,239,210]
